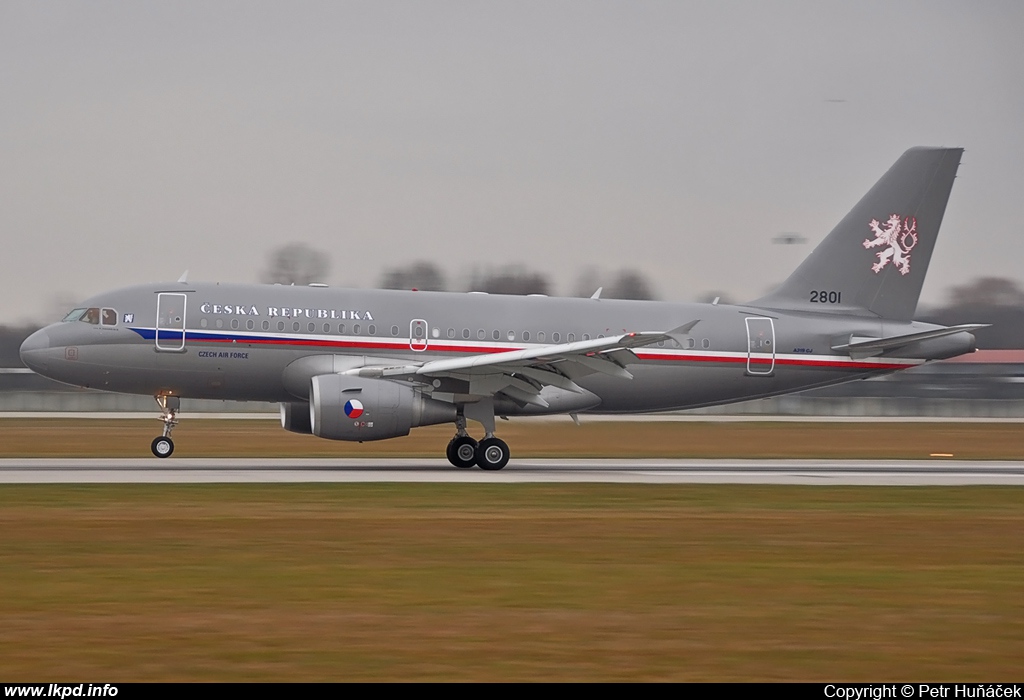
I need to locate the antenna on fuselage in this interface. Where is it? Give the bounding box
[177,270,189,284]
[590,287,603,300]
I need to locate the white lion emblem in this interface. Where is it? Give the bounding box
[863,214,918,275]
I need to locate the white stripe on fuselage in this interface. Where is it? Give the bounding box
[133,326,925,371]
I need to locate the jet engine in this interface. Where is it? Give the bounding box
[310,375,456,441]
[280,402,313,435]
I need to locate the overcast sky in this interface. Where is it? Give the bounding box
[2,1,1022,323]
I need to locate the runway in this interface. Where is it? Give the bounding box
[1,458,1023,485]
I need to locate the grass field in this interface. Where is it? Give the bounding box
[0,484,1021,681]
[2,417,1024,459]
[1,420,1022,680]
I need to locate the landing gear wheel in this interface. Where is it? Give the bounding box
[475,437,510,471]
[151,436,174,458]
[446,436,479,469]
[153,395,180,458]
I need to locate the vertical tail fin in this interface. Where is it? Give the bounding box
[753,147,963,321]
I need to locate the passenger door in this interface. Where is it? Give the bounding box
[155,293,187,352]
[745,316,775,375]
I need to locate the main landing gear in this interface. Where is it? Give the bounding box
[151,395,179,458]
[445,406,511,470]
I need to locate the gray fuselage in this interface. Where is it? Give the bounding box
[19,281,976,415]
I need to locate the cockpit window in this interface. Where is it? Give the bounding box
[62,308,86,322]
[80,308,100,325]
[101,308,117,326]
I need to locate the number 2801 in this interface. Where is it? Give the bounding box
[809,290,841,303]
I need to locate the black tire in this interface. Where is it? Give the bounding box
[447,436,478,468]
[151,436,174,458]
[475,437,510,471]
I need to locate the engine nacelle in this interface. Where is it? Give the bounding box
[310,375,457,441]
[280,402,313,434]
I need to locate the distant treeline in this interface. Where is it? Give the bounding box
[0,325,38,367]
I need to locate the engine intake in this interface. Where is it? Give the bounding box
[310,375,456,441]
[280,402,313,434]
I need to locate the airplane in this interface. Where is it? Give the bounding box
[19,147,983,469]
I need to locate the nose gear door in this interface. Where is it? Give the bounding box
[156,293,187,352]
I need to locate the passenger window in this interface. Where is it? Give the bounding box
[307,322,315,332]
[246,319,254,330]
[523,331,530,341]
[686,338,695,349]
[101,308,117,326]
[216,319,224,329]
[538,332,545,342]
[231,319,239,330]
[277,321,285,331]
[200,318,208,329]
[568,333,575,342]
[292,322,300,332]
[478,329,485,339]
[391,325,399,336]
[463,329,470,339]
[702,338,710,349]
[507,330,515,341]
[492,330,500,340]
[353,324,361,335]
[262,320,270,331]
[368,325,376,335]
[447,328,455,339]
[323,323,330,333]
[582,333,590,341]
[339,323,346,334]
[553,332,560,343]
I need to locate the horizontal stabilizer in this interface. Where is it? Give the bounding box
[832,324,988,358]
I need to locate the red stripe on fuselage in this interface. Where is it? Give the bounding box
[183,332,916,372]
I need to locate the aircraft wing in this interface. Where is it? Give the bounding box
[345,321,699,407]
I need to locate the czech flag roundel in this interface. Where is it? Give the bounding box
[344,399,364,418]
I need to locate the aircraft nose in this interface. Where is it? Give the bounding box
[19,328,51,372]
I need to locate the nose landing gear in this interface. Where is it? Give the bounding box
[151,395,179,458]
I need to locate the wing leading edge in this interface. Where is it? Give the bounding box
[345,321,700,408]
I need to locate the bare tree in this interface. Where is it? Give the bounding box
[607,270,657,300]
[947,277,1024,307]
[574,268,657,299]
[914,276,1024,349]
[261,243,330,286]
[0,324,40,367]
[469,265,550,295]
[380,261,447,291]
